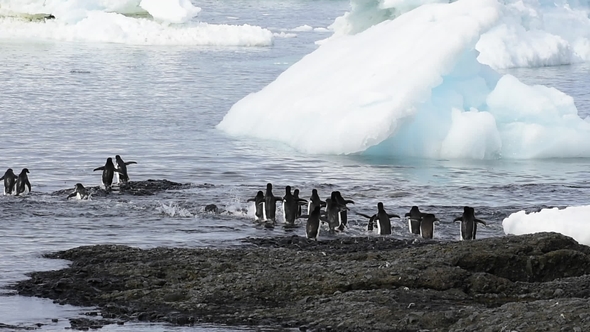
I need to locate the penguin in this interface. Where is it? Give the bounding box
[293,189,307,218]
[405,206,425,235]
[247,191,265,220]
[0,168,18,195]
[453,206,486,240]
[357,202,400,235]
[306,205,323,241]
[282,186,308,225]
[308,189,326,215]
[15,168,31,196]
[114,155,137,184]
[324,197,348,232]
[263,183,282,222]
[93,158,119,190]
[419,213,439,239]
[332,191,354,231]
[67,183,89,200]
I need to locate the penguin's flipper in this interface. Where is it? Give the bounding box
[320,200,326,207]
[298,199,308,204]
[345,200,355,204]
[26,180,31,192]
[404,212,411,217]
[476,218,487,226]
[388,214,401,219]
[93,166,105,172]
[246,198,256,202]
[66,192,76,199]
[125,161,137,165]
[355,212,374,219]
[453,217,462,222]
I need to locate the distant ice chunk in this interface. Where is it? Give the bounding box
[503,206,590,246]
[139,0,200,24]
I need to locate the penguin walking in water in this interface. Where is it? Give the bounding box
[308,189,326,215]
[306,205,323,241]
[15,168,31,196]
[454,206,486,240]
[357,202,400,235]
[114,155,137,184]
[247,191,265,221]
[324,197,349,232]
[262,183,282,222]
[93,158,120,190]
[293,189,307,218]
[419,213,439,239]
[332,191,354,231]
[283,186,308,225]
[0,168,18,195]
[405,206,427,235]
[67,183,90,200]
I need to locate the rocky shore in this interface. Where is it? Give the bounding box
[9,232,590,331]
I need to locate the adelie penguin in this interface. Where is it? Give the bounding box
[306,205,323,241]
[15,168,31,196]
[332,191,354,231]
[93,157,120,190]
[405,206,426,235]
[0,168,18,195]
[282,186,307,225]
[114,155,137,184]
[324,197,349,232]
[308,189,326,215]
[247,191,265,221]
[419,213,439,239]
[454,206,486,240]
[357,202,400,235]
[262,183,282,222]
[67,183,89,200]
[293,189,307,218]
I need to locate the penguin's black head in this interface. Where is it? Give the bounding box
[107,157,113,163]
[75,183,83,189]
[312,189,318,195]
[257,190,263,197]
[266,183,272,189]
[294,189,299,196]
[411,206,419,212]
[6,168,13,174]
[377,202,384,209]
[115,155,122,160]
[285,186,291,194]
[463,206,470,213]
[22,168,29,174]
[330,191,337,200]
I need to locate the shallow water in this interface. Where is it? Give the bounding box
[1,0,590,330]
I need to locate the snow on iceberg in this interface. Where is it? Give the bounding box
[327,0,590,69]
[139,0,200,24]
[503,206,590,246]
[217,0,590,158]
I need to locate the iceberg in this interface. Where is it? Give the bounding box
[217,0,590,158]
[503,206,590,246]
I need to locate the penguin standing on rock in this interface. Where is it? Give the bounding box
[306,205,323,240]
[93,158,119,190]
[15,168,31,196]
[114,155,137,184]
[0,168,18,195]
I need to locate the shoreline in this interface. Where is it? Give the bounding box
[8,233,590,331]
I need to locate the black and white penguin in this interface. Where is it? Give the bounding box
[453,206,486,240]
[324,197,349,232]
[419,213,439,239]
[93,158,119,190]
[332,191,354,231]
[15,168,31,196]
[282,186,308,224]
[247,190,265,221]
[357,202,400,235]
[308,189,326,215]
[405,206,425,235]
[0,168,18,195]
[263,183,282,222]
[67,183,89,200]
[293,189,307,218]
[114,155,137,184]
[306,205,323,241]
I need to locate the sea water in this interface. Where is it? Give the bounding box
[0,0,589,330]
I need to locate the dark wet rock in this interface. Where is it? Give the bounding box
[9,232,590,331]
[204,204,219,213]
[52,179,190,197]
[0,323,36,330]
